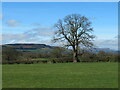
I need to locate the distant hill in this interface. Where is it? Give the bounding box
[2,43,53,50]
[83,48,117,53]
[2,43,117,54]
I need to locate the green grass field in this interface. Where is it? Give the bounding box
[2,62,118,88]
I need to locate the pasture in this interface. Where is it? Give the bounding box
[2,62,118,88]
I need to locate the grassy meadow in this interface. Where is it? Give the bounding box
[2,62,118,88]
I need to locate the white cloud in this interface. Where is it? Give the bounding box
[6,20,20,27]
[2,25,118,50]
[31,23,41,26]
[2,32,118,50]
[94,38,118,50]
[2,27,54,45]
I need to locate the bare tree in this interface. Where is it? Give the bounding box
[53,14,95,62]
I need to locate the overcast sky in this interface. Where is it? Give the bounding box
[1,2,118,50]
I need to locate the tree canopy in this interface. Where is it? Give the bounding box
[53,14,95,62]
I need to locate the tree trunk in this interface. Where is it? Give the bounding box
[76,43,80,62]
[73,50,79,63]
[73,51,77,62]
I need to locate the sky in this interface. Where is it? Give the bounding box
[1,2,118,50]
[2,0,119,2]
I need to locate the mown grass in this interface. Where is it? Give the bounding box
[2,62,118,88]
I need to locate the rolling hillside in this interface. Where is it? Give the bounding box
[2,44,56,54]
[2,43,117,53]
[2,44,53,50]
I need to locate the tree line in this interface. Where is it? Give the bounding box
[2,46,118,64]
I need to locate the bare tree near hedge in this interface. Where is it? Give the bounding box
[53,14,95,62]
